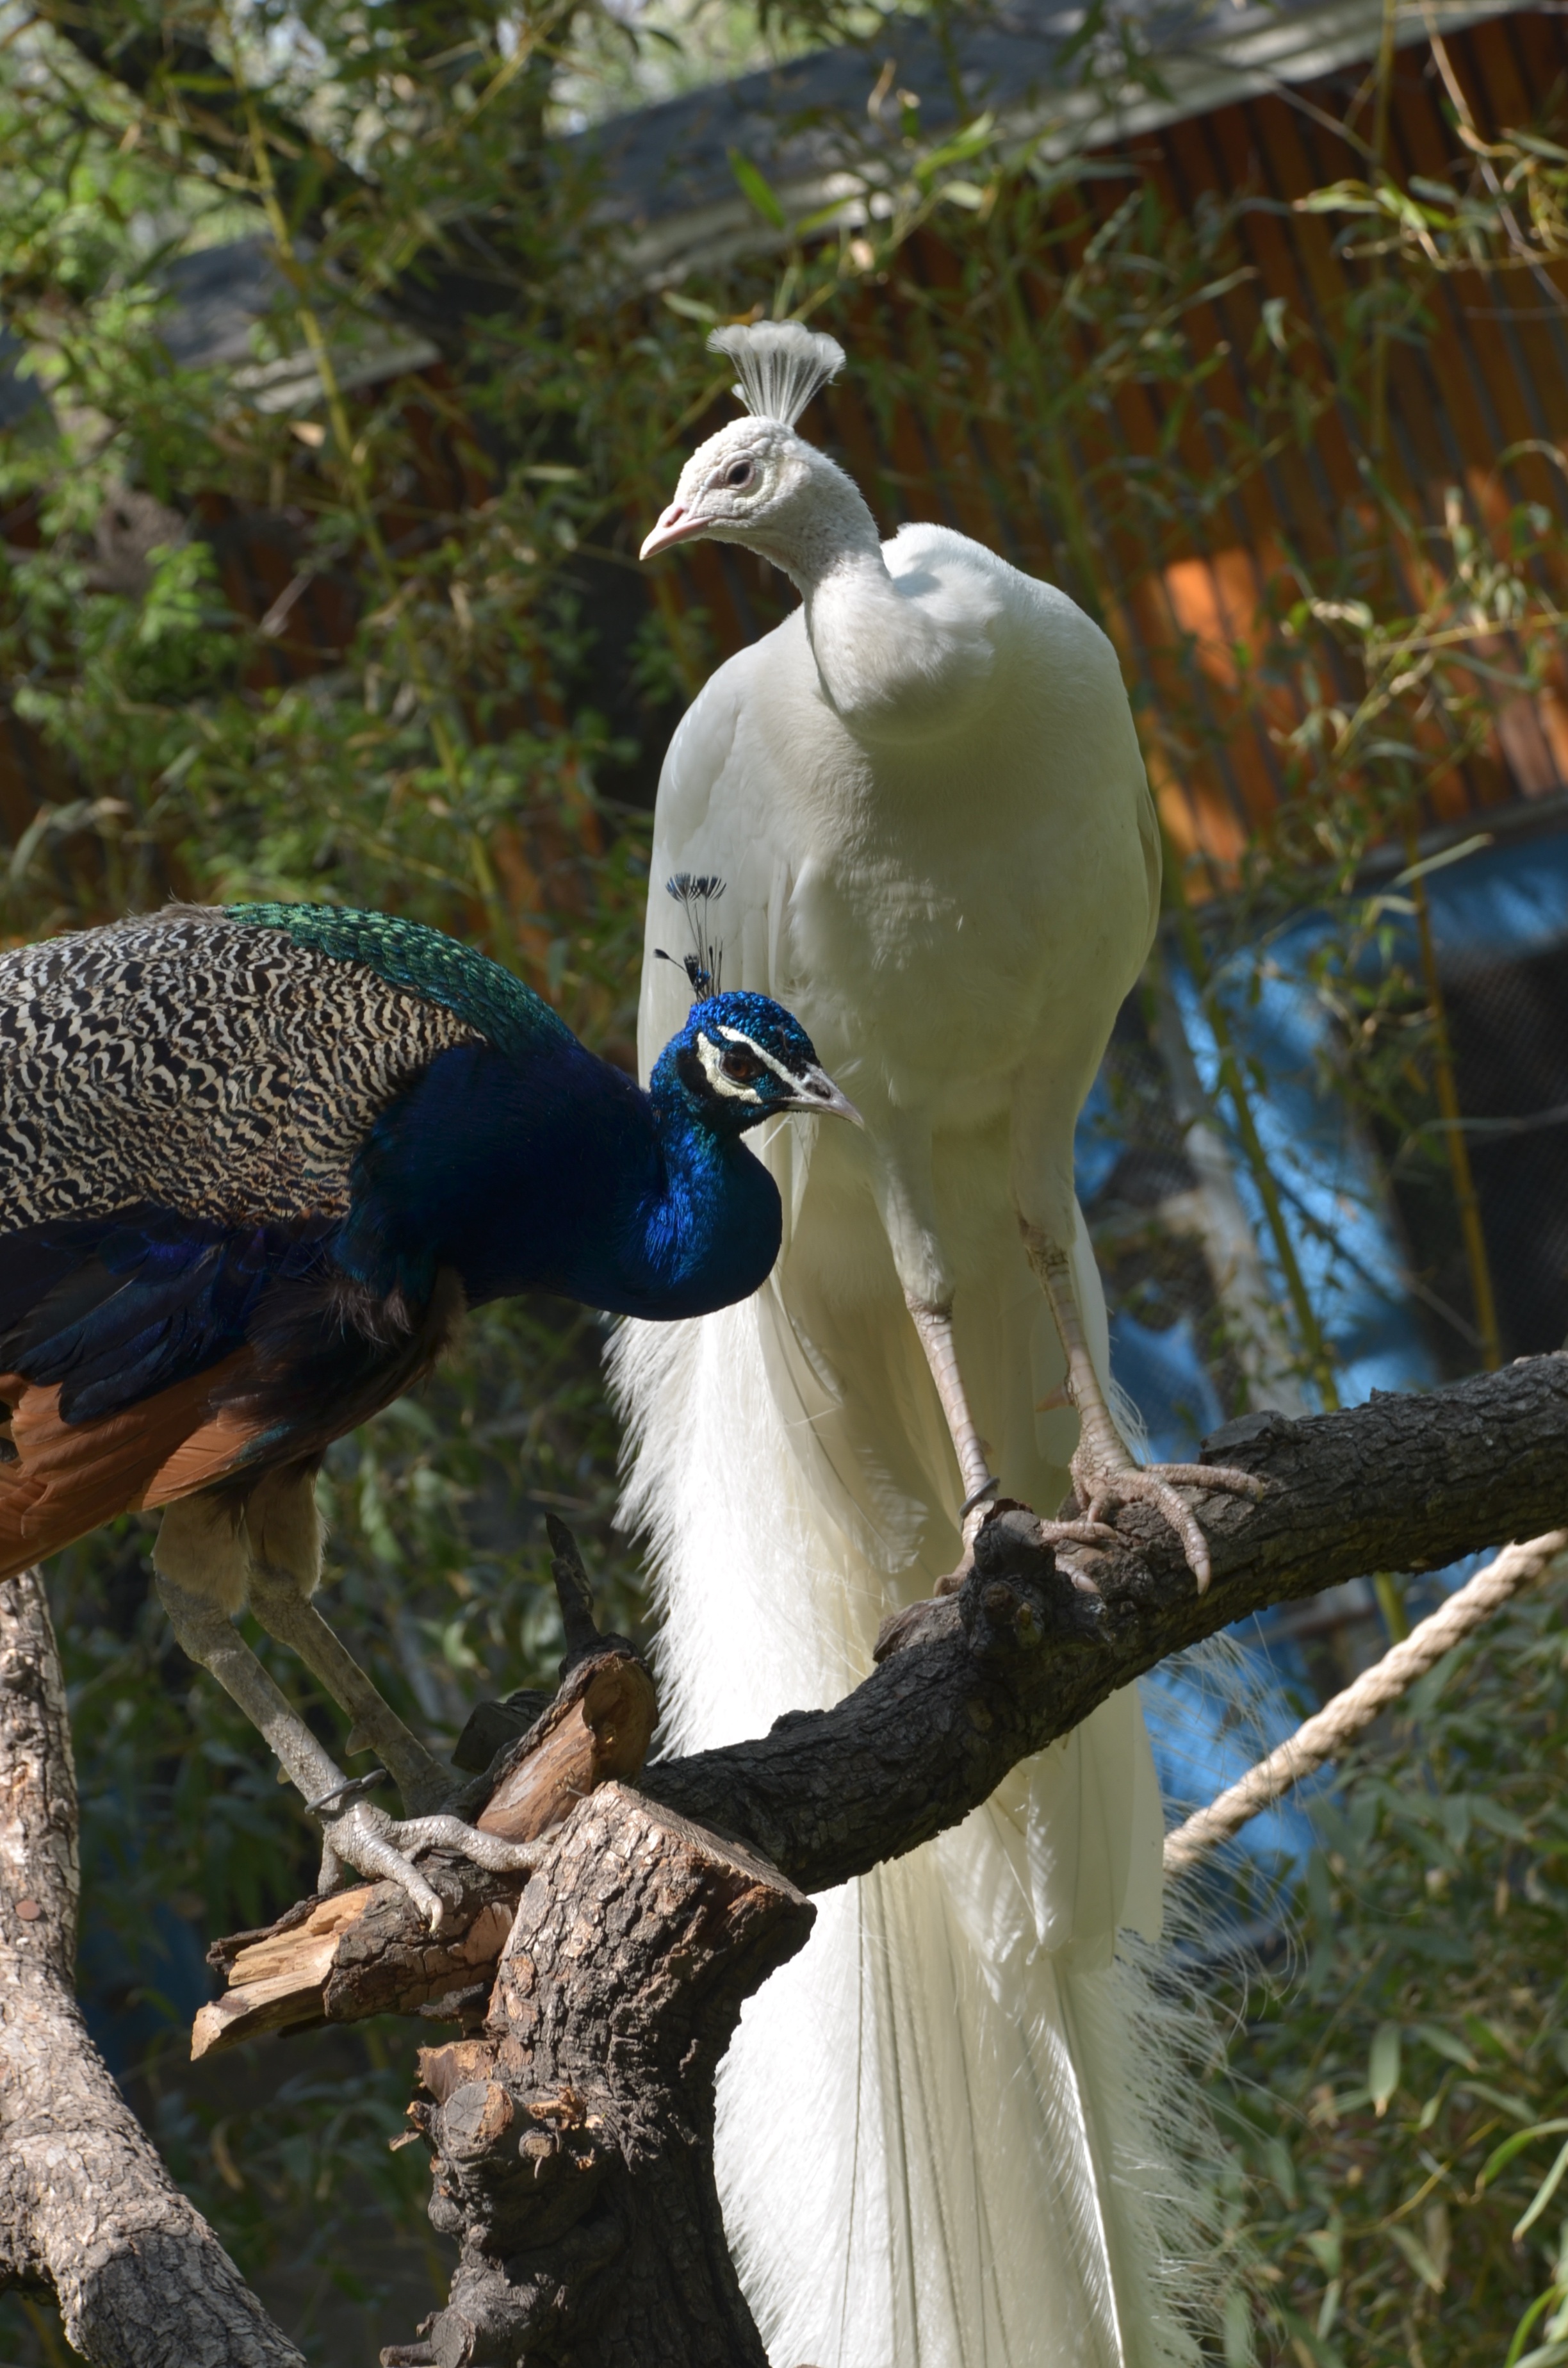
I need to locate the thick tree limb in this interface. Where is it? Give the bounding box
[644,1353,1568,1888]
[388,1784,812,2368]
[195,1861,521,2059]
[204,1352,1568,2059]
[0,1568,302,2368]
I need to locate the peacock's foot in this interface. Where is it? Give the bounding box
[1041,1453,1267,1593]
[312,1780,542,1930]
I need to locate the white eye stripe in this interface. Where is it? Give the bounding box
[695,1032,764,1103]
[714,1024,801,1091]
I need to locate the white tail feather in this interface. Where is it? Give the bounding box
[610,1246,1237,2367]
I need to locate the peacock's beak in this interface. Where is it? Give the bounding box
[640,501,710,561]
[778,1065,864,1128]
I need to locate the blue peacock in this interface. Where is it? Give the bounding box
[0,891,856,1922]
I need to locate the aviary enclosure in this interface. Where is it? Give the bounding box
[2,0,1568,2359]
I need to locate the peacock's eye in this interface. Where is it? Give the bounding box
[721,1044,765,1083]
[724,459,755,489]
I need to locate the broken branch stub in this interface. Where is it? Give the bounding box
[384,1782,814,2368]
[196,1631,658,2058]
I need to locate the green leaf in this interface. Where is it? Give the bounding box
[1515,2139,1568,2241]
[1480,2119,1568,2185]
[1460,2082,1541,2126]
[660,290,719,324]
[1389,2222,1447,2293]
[1414,2022,1479,2073]
[728,149,787,231]
[1369,2021,1402,2116]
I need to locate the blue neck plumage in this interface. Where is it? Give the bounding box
[631,1094,782,1316]
[336,1039,782,1323]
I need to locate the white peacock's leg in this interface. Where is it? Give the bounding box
[869,1111,999,1542]
[154,1497,536,1928]
[240,1469,451,1816]
[905,1296,999,1536]
[1022,1235,1132,1474]
[1020,1221,1266,1592]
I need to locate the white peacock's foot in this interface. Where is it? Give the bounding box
[313,1787,543,1930]
[1043,1454,1268,1593]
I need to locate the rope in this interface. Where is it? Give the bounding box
[1161,1530,1568,1877]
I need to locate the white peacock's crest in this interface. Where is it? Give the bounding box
[707,321,845,431]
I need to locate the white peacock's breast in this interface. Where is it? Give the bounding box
[647,580,1156,1128]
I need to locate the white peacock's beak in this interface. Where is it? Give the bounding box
[777,1065,864,1128]
[640,502,710,561]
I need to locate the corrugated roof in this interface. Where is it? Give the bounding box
[650,6,1568,880]
[583,0,1520,276]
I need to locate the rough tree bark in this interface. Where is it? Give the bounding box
[0,1568,304,2368]
[5,1357,1568,2363]
[388,1786,812,2367]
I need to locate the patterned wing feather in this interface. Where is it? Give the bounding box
[0,901,534,1558]
[0,905,496,1231]
[231,903,574,1064]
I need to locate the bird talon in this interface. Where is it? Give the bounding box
[1063,1451,1258,1594]
[312,1795,541,1927]
[1036,1515,1120,1552]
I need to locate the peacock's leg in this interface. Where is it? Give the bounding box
[870,1114,1000,1543]
[239,1467,451,1816]
[154,1495,537,1929]
[905,1295,1000,1540]
[1020,1222,1266,1593]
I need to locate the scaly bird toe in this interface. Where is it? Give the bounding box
[1063,1456,1267,1594]
[1036,1513,1123,1555]
[315,1795,542,1930]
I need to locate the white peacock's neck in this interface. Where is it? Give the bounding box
[778,484,997,742]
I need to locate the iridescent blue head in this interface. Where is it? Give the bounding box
[651,990,862,1141]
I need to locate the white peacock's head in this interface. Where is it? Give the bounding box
[639,418,817,562]
[641,322,877,588]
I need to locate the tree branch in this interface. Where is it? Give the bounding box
[202,1351,1568,2061]
[0,1568,304,2368]
[644,1353,1568,1889]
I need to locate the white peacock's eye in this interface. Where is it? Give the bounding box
[723,457,755,490]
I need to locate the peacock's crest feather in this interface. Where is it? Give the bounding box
[655,873,726,999]
[708,321,844,431]
[232,903,573,1062]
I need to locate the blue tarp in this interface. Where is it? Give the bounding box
[1081,825,1568,1868]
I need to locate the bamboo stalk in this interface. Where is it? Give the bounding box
[1404,827,1504,1370]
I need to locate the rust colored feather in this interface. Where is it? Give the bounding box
[0,1357,259,1583]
